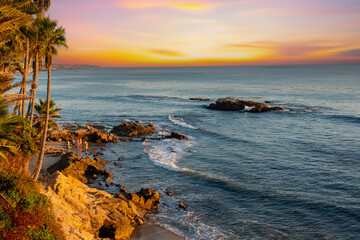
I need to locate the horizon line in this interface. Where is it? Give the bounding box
[52,62,360,69]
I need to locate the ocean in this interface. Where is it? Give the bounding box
[34,65,360,239]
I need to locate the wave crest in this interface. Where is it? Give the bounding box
[169,115,198,129]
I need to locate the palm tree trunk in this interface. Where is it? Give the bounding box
[21,37,30,118]
[28,52,39,125]
[32,63,51,181]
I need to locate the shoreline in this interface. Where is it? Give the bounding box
[40,134,185,240]
[130,224,185,240]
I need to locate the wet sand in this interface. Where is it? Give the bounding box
[130,224,185,240]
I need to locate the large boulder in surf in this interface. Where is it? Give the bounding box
[165,131,189,140]
[207,97,284,113]
[111,122,156,137]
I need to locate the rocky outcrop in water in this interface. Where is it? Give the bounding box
[189,98,211,101]
[178,200,188,211]
[166,131,189,140]
[47,125,119,143]
[166,188,175,196]
[111,122,156,137]
[207,97,284,113]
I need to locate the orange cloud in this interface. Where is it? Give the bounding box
[224,42,351,58]
[149,49,186,57]
[116,0,215,10]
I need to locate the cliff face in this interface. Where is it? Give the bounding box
[44,172,160,240]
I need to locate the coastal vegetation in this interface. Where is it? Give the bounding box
[0,0,67,238]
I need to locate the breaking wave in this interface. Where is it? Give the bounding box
[169,115,198,129]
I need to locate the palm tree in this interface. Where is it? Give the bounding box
[33,97,62,132]
[18,26,34,117]
[0,96,22,160]
[27,0,51,123]
[28,17,46,125]
[1,0,36,117]
[32,17,66,181]
[0,0,32,45]
[33,0,50,17]
[0,72,30,105]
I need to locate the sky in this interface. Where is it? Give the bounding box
[48,0,360,67]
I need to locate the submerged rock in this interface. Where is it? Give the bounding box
[207,97,284,113]
[189,98,211,101]
[166,131,189,140]
[178,200,188,211]
[111,122,156,137]
[166,188,174,196]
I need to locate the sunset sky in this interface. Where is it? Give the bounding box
[49,0,360,67]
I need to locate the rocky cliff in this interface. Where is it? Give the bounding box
[43,152,160,240]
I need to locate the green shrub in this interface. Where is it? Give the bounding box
[21,191,48,212]
[0,206,12,229]
[26,226,60,240]
[0,171,47,211]
[18,119,40,156]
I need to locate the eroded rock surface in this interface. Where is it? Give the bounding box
[111,122,156,137]
[48,125,119,143]
[44,172,160,240]
[46,152,112,184]
[207,97,284,112]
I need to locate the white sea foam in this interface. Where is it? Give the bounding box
[243,105,254,111]
[143,138,193,172]
[169,115,198,129]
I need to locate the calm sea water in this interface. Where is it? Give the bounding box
[35,65,360,239]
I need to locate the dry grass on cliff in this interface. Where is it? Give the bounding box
[0,170,65,240]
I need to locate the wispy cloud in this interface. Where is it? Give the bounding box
[277,45,337,56]
[223,41,345,57]
[335,48,360,57]
[226,44,268,49]
[116,0,215,10]
[149,49,186,57]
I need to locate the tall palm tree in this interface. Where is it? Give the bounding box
[32,17,66,181]
[27,0,51,123]
[1,0,36,117]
